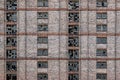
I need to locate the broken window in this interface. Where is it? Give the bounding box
[38,24,48,31]
[6,49,17,59]
[96,73,107,80]
[37,61,48,68]
[6,12,17,22]
[7,74,17,80]
[68,74,79,80]
[68,49,79,59]
[96,37,107,44]
[6,37,17,47]
[37,37,48,44]
[38,0,48,7]
[6,25,17,35]
[68,25,79,35]
[37,49,48,56]
[96,0,107,7]
[6,61,17,72]
[96,49,107,56]
[37,12,48,19]
[96,13,107,19]
[6,0,17,10]
[96,24,107,32]
[68,37,79,47]
[68,0,79,10]
[68,61,79,72]
[38,73,48,80]
[96,62,107,69]
[68,13,79,22]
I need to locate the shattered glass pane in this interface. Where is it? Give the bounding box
[6,12,17,22]
[68,0,79,10]
[6,37,17,47]
[6,61,17,72]
[6,49,17,59]
[6,25,17,35]
[6,0,17,10]
[68,37,79,47]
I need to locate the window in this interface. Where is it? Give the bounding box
[6,61,17,72]
[96,37,107,44]
[6,12,17,22]
[6,37,17,47]
[68,37,79,47]
[37,61,48,68]
[96,49,107,56]
[68,74,79,80]
[38,24,48,31]
[96,73,107,80]
[37,49,48,56]
[96,24,107,32]
[96,0,107,7]
[7,74,17,80]
[6,49,17,59]
[96,62,107,69]
[68,0,79,10]
[68,25,79,35]
[69,12,79,22]
[6,25,17,35]
[37,12,48,19]
[38,0,48,7]
[96,13,107,19]
[68,61,79,72]
[6,0,17,10]
[37,37,48,44]
[38,73,48,80]
[68,49,79,59]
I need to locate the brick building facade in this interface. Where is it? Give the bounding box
[0,0,120,80]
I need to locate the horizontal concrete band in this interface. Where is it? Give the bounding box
[1,8,120,11]
[1,32,119,36]
[1,58,120,60]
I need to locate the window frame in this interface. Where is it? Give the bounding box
[96,24,107,32]
[96,12,107,19]
[37,49,48,56]
[96,61,107,69]
[37,12,48,19]
[96,49,107,56]
[96,37,107,44]
[37,0,48,7]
